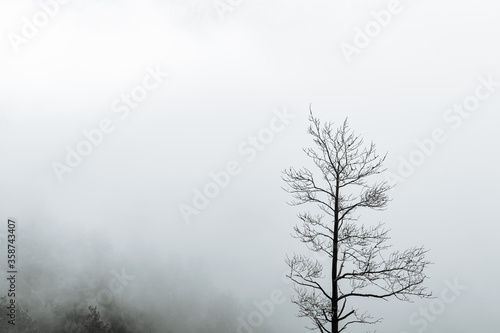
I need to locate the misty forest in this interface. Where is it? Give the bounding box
[1,215,242,333]
[2,1,499,333]
[1,113,432,333]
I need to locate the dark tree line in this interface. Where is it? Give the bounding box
[1,216,243,333]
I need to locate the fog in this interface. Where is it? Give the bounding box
[1,0,499,332]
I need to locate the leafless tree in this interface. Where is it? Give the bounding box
[282,111,431,333]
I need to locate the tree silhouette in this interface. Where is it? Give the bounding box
[282,111,432,333]
[84,306,110,333]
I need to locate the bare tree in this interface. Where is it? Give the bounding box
[282,111,431,333]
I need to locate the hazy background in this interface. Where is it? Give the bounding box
[0,0,499,332]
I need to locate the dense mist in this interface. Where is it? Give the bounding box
[1,0,500,332]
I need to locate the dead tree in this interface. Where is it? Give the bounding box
[282,111,431,333]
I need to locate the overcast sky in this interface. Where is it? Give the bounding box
[1,0,499,332]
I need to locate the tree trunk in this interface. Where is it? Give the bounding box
[332,178,340,333]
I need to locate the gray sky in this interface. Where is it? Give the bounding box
[1,0,499,332]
